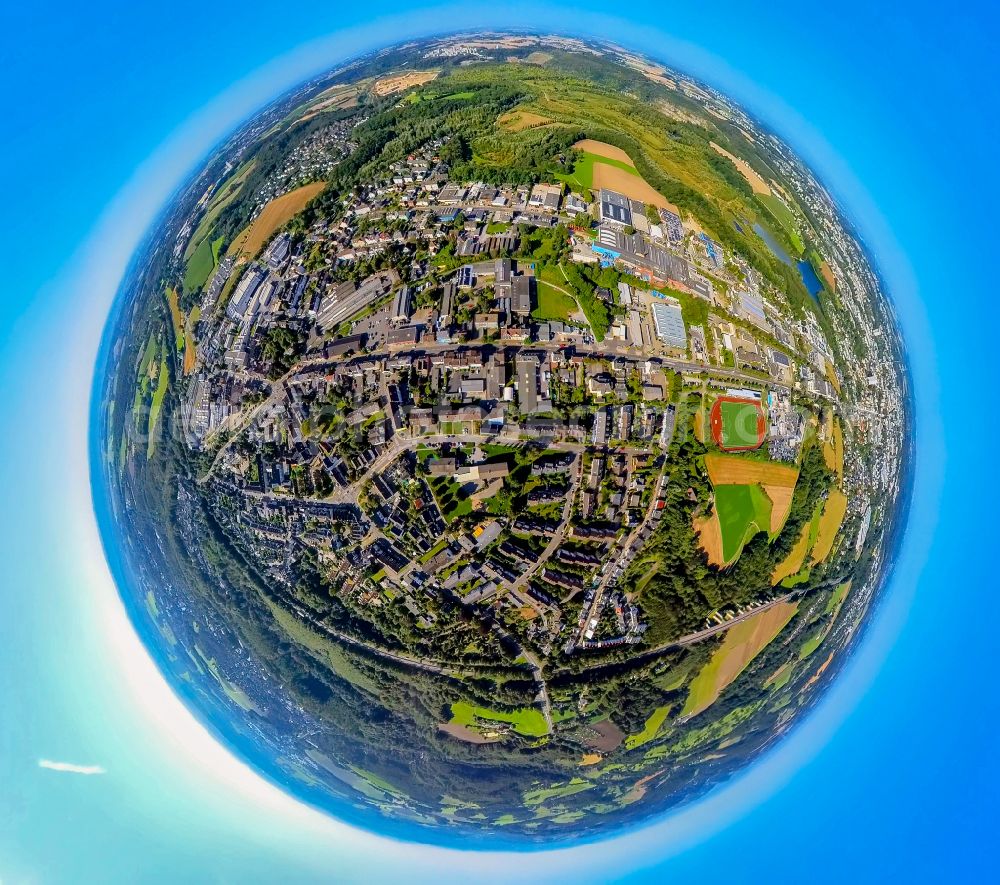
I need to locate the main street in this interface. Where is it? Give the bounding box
[197,330,781,485]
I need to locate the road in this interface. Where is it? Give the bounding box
[197,331,786,485]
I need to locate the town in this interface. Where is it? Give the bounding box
[105,34,912,836]
[175,129,869,673]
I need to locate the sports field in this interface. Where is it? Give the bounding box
[710,396,766,451]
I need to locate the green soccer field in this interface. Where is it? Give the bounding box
[720,400,762,448]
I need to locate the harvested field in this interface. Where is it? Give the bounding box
[763,484,795,534]
[165,286,184,350]
[694,512,725,567]
[590,162,679,213]
[820,261,837,292]
[811,489,848,564]
[579,753,602,766]
[298,87,360,122]
[182,306,200,376]
[772,519,812,585]
[498,110,552,131]
[621,770,664,805]
[803,651,835,691]
[682,601,799,718]
[372,70,438,96]
[710,142,771,195]
[825,359,842,394]
[693,408,705,443]
[438,723,498,744]
[823,417,844,480]
[704,453,798,487]
[573,139,634,165]
[233,182,326,261]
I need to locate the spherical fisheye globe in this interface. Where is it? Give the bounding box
[95,31,911,842]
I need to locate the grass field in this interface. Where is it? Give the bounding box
[721,401,762,448]
[798,631,825,660]
[523,779,594,806]
[556,150,639,192]
[714,483,773,562]
[184,236,217,293]
[710,397,765,451]
[146,352,169,459]
[183,160,256,263]
[825,580,852,615]
[450,701,548,737]
[533,281,577,321]
[704,454,799,534]
[810,489,848,564]
[228,182,326,262]
[682,601,798,718]
[771,500,822,585]
[756,193,805,254]
[624,704,672,750]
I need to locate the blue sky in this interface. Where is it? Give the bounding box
[1,1,999,881]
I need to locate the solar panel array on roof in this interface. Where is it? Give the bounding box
[599,189,633,226]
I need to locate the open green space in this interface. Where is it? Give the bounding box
[523,779,595,806]
[825,580,851,614]
[427,474,473,522]
[555,150,639,192]
[624,704,672,750]
[184,235,217,293]
[146,352,170,459]
[798,631,825,660]
[715,483,772,562]
[756,193,804,254]
[532,281,577,321]
[450,701,548,737]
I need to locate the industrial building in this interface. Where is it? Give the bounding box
[651,297,687,349]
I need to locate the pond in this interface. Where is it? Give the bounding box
[753,222,822,300]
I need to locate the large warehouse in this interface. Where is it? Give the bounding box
[651,296,687,349]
